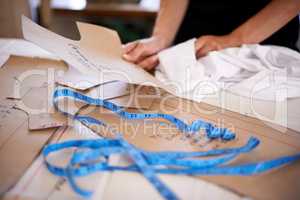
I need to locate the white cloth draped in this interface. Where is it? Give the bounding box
[156,39,300,101]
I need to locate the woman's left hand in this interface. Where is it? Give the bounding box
[195,34,241,58]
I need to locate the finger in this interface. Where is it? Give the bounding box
[195,37,207,52]
[122,42,141,62]
[137,54,159,70]
[196,44,215,58]
[124,43,150,63]
[122,41,138,54]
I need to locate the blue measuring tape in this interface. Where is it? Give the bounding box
[53,88,236,141]
[43,88,300,200]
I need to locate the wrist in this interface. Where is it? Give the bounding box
[152,31,174,48]
[226,32,243,47]
[227,31,244,47]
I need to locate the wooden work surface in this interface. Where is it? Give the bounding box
[1,56,300,200]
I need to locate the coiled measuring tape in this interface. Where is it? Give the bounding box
[53,88,236,141]
[43,88,300,200]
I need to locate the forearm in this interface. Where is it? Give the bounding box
[152,0,189,47]
[231,0,300,45]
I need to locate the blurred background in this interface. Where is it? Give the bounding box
[0,0,299,48]
[0,0,159,43]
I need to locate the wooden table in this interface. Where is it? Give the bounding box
[1,40,300,200]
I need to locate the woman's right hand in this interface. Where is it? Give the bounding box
[122,35,170,70]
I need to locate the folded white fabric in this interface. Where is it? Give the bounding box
[156,39,300,101]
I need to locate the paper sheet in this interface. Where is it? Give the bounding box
[0,39,59,69]
[0,54,10,68]
[55,65,114,90]
[4,126,111,200]
[22,16,171,93]
[85,81,131,99]
[102,157,243,200]
[28,113,66,130]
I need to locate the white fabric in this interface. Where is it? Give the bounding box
[156,39,300,101]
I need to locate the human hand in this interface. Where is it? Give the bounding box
[195,34,241,58]
[122,36,170,70]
